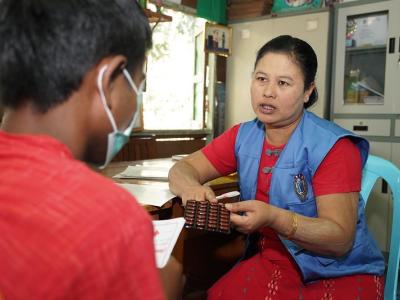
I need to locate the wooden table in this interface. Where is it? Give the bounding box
[100,158,238,217]
[100,158,175,218]
[100,158,243,299]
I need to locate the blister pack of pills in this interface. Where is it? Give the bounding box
[184,200,231,234]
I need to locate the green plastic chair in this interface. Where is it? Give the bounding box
[361,155,400,300]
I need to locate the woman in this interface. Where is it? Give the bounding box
[168,35,384,299]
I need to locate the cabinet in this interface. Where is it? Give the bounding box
[331,0,400,254]
[332,0,400,114]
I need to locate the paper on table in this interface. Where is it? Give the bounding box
[153,218,185,268]
[118,183,175,207]
[216,191,240,200]
[113,165,170,181]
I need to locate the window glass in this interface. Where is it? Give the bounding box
[144,7,206,130]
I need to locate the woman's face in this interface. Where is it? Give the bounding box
[250,52,314,129]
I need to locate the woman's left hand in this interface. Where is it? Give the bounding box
[225,200,271,234]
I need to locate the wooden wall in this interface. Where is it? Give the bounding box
[112,132,207,162]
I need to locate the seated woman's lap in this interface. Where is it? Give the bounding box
[208,252,384,300]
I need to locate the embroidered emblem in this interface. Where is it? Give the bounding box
[294,174,307,201]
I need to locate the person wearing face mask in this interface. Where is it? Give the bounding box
[169,35,384,299]
[0,1,182,299]
[97,66,145,168]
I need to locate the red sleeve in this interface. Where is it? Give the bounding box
[201,125,240,175]
[312,138,362,197]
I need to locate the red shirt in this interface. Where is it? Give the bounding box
[0,131,165,300]
[203,124,362,260]
[204,126,381,300]
[203,124,362,200]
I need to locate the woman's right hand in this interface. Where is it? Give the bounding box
[180,185,217,205]
[169,151,222,205]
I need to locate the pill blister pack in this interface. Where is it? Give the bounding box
[184,200,231,234]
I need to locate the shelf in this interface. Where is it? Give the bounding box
[144,8,172,23]
[345,45,386,53]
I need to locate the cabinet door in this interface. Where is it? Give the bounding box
[365,142,392,252]
[395,119,400,139]
[386,0,400,113]
[391,142,400,169]
[333,0,399,114]
[333,118,391,137]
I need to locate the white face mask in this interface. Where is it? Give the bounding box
[96,65,144,169]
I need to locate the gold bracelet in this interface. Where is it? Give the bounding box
[285,212,298,240]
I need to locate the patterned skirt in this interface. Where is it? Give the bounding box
[208,231,384,300]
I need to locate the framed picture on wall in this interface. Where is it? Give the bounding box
[204,22,232,57]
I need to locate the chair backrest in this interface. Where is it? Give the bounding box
[361,155,400,300]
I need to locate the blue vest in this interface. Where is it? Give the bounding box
[235,111,385,282]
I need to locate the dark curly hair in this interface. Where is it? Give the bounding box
[0,0,152,112]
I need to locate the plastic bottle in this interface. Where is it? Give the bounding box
[346,69,360,103]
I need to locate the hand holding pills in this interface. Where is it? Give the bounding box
[179,185,217,205]
[184,200,231,234]
[225,200,272,235]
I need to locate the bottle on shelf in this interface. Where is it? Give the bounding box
[346,68,360,103]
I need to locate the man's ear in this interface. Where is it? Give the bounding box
[96,55,127,110]
[82,55,128,138]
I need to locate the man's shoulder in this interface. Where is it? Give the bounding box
[62,161,146,218]
[0,158,156,300]
[35,160,153,251]
[0,133,150,230]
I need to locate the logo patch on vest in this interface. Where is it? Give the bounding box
[294,174,307,201]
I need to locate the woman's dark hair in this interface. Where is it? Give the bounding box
[0,0,152,112]
[254,35,318,109]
